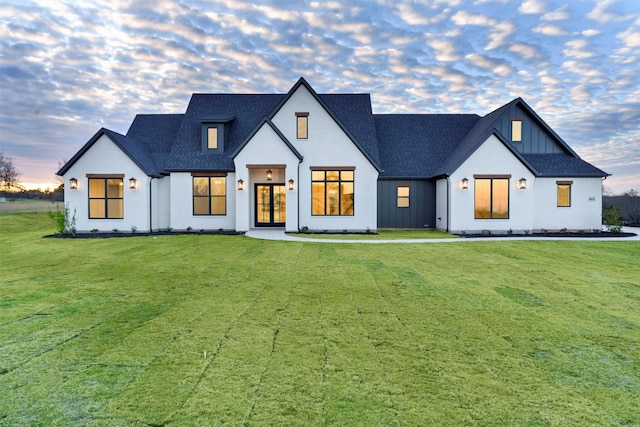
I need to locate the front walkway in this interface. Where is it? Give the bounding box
[245,227,640,244]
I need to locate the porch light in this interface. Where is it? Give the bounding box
[129,177,138,190]
[266,169,272,181]
[518,178,527,189]
[288,179,295,191]
[460,178,469,190]
[69,177,78,190]
[237,179,245,191]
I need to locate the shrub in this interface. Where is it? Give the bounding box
[603,206,623,233]
[48,202,76,235]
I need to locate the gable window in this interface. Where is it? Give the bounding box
[296,112,309,139]
[474,175,510,219]
[557,181,572,207]
[202,124,223,151]
[510,117,523,142]
[311,168,354,216]
[397,185,410,208]
[88,175,124,219]
[193,174,226,215]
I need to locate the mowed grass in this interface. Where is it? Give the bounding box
[0,213,639,426]
[0,199,63,215]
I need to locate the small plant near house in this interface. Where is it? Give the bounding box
[48,202,76,235]
[186,226,193,233]
[300,226,309,233]
[131,225,137,234]
[112,228,119,233]
[90,229,98,234]
[482,229,491,236]
[603,206,623,233]
[524,230,530,235]
[507,228,513,235]
[560,227,568,233]
[540,228,547,234]
[165,227,173,233]
[460,230,467,236]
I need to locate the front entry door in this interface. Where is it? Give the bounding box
[255,184,286,227]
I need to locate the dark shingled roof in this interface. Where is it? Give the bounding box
[522,153,610,177]
[58,80,608,180]
[375,114,479,178]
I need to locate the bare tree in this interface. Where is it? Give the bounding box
[0,152,20,190]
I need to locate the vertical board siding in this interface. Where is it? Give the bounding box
[377,180,436,228]
[499,105,564,154]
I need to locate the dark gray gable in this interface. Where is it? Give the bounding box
[126,114,184,176]
[375,114,479,178]
[522,153,610,177]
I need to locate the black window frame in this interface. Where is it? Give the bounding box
[192,174,227,216]
[88,176,124,219]
[311,168,355,216]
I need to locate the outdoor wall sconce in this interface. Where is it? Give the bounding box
[288,179,295,191]
[69,177,78,190]
[237,179,245,191]
[266,170,273,181]
[460,178,469,190]
[129,177,138,190]
[518,178,527,189]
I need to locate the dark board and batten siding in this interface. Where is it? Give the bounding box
[377,180,436,229]
[496,104,564,154]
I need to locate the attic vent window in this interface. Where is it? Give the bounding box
[207,127,218,149]
[296,112,309,139]
[201,123,224,152]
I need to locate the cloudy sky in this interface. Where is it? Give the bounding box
[1,0,638,193]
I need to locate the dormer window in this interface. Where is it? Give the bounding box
[296,112,309,139]
[201,123,224,152]
[510,117,523,142]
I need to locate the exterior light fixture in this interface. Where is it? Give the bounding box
[129,177,138,190]
[266,169,272,181]
[518,178,527,189]
[237,179,245,191]
[69,177,78,190]
[288,179,295,191]
[460,178,469,190]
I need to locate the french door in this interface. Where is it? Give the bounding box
[255,184,286,227]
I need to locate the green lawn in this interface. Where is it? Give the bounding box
[1,213,639,426]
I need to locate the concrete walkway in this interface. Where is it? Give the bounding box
[245,227,640,244]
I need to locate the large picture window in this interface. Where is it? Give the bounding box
[474,176,509,219]
[311,169,354,216]
[88,176,124,219]
[193,175,226,215]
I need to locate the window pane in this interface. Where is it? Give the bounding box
[194,197,209,215]
[210,177,226,196]
[311,171,325,181]
[512,120,522,142]
[89,179,105,198]
[107,179,123,198]
[341,182,354,215]
[492,179,509,218]
[107,199,123,218]
[211,197,226,215]
[327,182,339,215]
[397,187,409,197]
[475,179,491,218]
[297,116,308,139]
[193,177,209,196]
[397,198,410,208]
[557,185,571,206]
[89,199,105,218]
[326,171,339,181]
[341,170,354,181]
[312,183,325,215]
[208,127,218,149]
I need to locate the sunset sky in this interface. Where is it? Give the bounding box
[1,0,638,194]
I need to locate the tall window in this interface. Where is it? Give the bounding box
[89,176,124,219]
[311,169,354,216]
[397,186,410,207]
[511,119,522,142]
[475,177,509,219]
[296,112,309,139]
[207,127,218,149]
[557,181,572,207]
[193,176,226,215]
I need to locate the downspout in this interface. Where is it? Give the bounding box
[446,176,451,233]
[149,177,153,232]
[297,161,301,231]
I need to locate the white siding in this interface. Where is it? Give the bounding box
[449,135,534,234]
[533,177,602,231]
[435,178,449,232]
[271,84,378,231]
[169,172,236,231]
[62,134,149,233]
